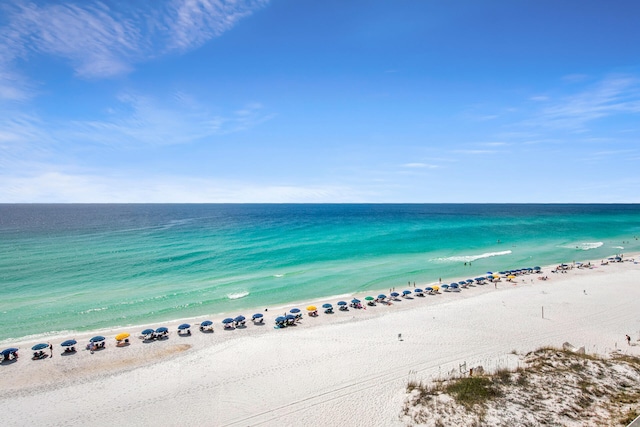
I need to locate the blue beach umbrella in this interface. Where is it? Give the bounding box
[1,348,18,356]
[90,336,105,342]
[178,323,191,330]
[414,289,423,293]
[155,327,168,333]
[61,340,77,347]
[402,290,412,295]
[222,318,234,324]
[289,308,300,314]
[466,279,474,283]
[31,343,49,351]
[285,314,296,320]
[390,292,399,297]
[322,303,332,308]
[351,298,360,304]
[234,315,246,322]
[425,287,433,291]
[441,284,449,289]
[200,320,213,327]
[337,301,347,306]
[458,281,466,286]
[252,313,263,319]
[141,329,155,335]
[275,316,286,323]
[377,294,387,299]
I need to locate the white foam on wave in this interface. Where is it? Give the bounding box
[79,307,108,314]
[227,291,249,300]
[560,242,604,251]
[273,274,284,278]
[431,250,512,263]
[612,246,624,250]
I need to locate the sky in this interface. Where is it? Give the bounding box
[1,0,639,203]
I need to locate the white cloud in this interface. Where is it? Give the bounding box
[0,0,268,86]
[66,92,275,147]
[401,163,438,169]
[528,75,640,130]
[0,172,356,203]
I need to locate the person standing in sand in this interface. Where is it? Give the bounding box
[627,335,631,345]
[49,343,53,358]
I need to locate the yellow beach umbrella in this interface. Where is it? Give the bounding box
[432,285,440,292]
[306,305,317,311]
[115,332,130,341]
[507,275,516,279]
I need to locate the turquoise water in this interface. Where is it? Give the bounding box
[1,204,639,342]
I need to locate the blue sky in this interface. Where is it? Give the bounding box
[1,0,639,203]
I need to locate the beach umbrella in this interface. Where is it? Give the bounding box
[432,285,440,291]
[466,279,474,284]
[251,313,263,319]
[534,266,541,270]
[61,340,77,347]
[222,318,234,324]
[306,305,317,311]
[141,329,154,336]
[364,296,374,301]
[285,314,296,320]
[234,315,246,323]
[507,275,516,279]
[290,308,301,314]
[441,284,449,289]
[378,294,387,299]
[275,316,286,323]
[178,323,191,330]
[415,288,423,293]
[425,287,433,291]
[403,290,412,295]
[90,336,105,342]
[31,343,49,351]
[337,301,347,306]
[200,320,213,327]
[322,303,332,308]
[390,292,399,297]
[115,333,130,341]
[486,271,493,275]
[155,327,168,333]
[1,348,18,356]
[458,281,466,285]
[351,299,360,304]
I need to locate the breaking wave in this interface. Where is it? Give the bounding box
[227,291,249,300]
[432,250,512,263]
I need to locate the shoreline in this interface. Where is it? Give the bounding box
[4,252,636,351]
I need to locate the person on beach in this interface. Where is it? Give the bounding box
[49,343,53,358]
[627,335,631,345]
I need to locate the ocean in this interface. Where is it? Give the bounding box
[1,204,639,343]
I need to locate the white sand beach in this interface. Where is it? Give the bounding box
[1,256,639,426]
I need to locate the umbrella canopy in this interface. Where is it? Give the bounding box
[31,343,49,351]
[141,329,155,335]
[507,275,516,279]
[351,299,360,303]
[275,316,286,322]
[285,314,296,320]
[414,288,423,293]
[200,320,213,327]
[402,290,411,295]
[90,336,105,342]
[432,285,440,291]
[425,287,433,291]
[234,315,246,322]
[251,313,263,319]
[466,279,474,283]
[377,294,387,299]
[441,284,449,289]
[222,318,234,324]
[458,281,466,285]
[1,348,18,356]
[178,323,191,330]
[337,301,347,306]
[390,292,399,297]
[322,303,332,308]
[364,296,374,301]
[115,333,130,341]
[61,340,77,347]
[450,283,459,288]
[306,305,317,311]
[289,308,301,313]
[155,327,168,333]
